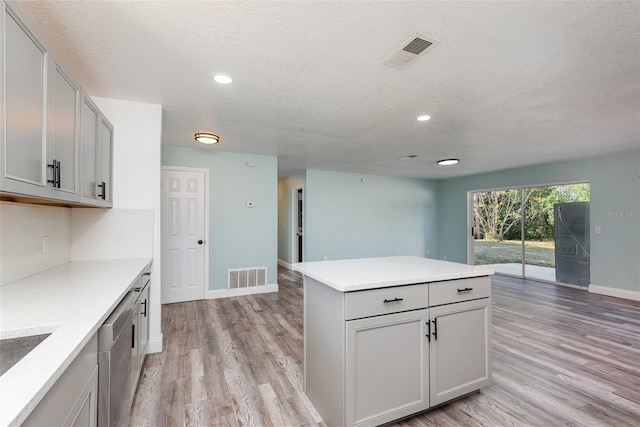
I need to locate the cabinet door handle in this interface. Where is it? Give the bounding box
[48,162,55,185]
[426,320,431,342]
[98,181,107,199]
[457,287,473,293]
[383,297,404,304]
[142,300,147,317]
[47,160,61,188]
[56,160,61,188]
[132,324,135,349]
[432,318,438,340]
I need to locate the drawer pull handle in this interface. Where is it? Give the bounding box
[457,287,473,293]
[383,297,404,304]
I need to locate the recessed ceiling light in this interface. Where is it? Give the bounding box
[195,132,219,144]
[437,158,460,166]
[417,115,431,121]
[213,74,233,84]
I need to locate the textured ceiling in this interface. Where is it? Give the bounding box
[14,1,640,179]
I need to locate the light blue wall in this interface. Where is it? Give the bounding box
[305,170,439,262]
[438,148,640,292]
[162,146,278,289]
[277,171,306,263]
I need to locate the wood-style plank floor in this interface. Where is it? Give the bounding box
[130,269,640,426]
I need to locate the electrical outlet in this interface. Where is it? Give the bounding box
[42,236,49,253]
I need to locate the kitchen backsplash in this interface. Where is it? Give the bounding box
[0,202,154,286]
[70,208,154,260]
[0,201,71,286]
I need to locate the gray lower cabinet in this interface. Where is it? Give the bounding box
[346,309,430,427]
[304,275,492,427]
[137,284,150,370]
[429,298,492,406]
[23,334,98,427]
[131,272,150,397]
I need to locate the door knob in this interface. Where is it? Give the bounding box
[198,240,204,245]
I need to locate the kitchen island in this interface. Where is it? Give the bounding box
[294,256,494,427]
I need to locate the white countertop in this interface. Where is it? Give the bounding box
[0,258,152,427]
[293,256,494,292]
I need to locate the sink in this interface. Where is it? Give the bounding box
[0,333,52,376]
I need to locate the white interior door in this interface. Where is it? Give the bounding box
[161,168,207,303]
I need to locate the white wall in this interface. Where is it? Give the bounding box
[92,97,163,353]
[438,148,640,298]
[304,170,439,262]
[162,147,278,291]
[0,202,70,285]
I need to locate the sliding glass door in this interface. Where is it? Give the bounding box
[472,183,590,286]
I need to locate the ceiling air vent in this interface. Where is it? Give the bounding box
[402,38,433,55]
[383,34,437,69]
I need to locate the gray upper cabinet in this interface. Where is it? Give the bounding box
[48,59,81,202]
[0,0,113,207]
[98,117,113,206]
[80,93,113,207]
[81,96,99,203]
[0,1,49,198]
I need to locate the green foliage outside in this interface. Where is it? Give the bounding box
[473,184,590,242]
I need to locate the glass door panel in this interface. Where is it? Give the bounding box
[523,187,556,282]
[473,183,590,286]
[472,189,523,277]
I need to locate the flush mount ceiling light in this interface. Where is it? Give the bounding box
[213,74,233,84]
[195,132,219,144]
[437,158,460,166]
[417,115,431,121]
[399,154,421,161]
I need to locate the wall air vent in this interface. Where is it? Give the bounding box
[383,34,438,69]
[228,267,267,289]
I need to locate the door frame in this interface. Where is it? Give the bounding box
[161,165,210,301]
[291,185,304,264]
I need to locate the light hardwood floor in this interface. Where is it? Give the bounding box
[130,268,640,426]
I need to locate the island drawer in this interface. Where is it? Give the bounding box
[429,276,491,306]
[344,283,429,320]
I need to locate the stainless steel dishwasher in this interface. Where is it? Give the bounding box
[98,291,134,427]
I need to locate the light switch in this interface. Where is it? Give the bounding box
[595,226,601,234]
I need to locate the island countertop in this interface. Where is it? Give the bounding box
[293,256,494,292]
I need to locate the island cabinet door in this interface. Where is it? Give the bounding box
[429,298,492,406]
[346,309,430,427]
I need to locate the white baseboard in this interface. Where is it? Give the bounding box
[206,283,279,299]
[278,259,293,270]
[147,334,163,354]
[589,284,640,302]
